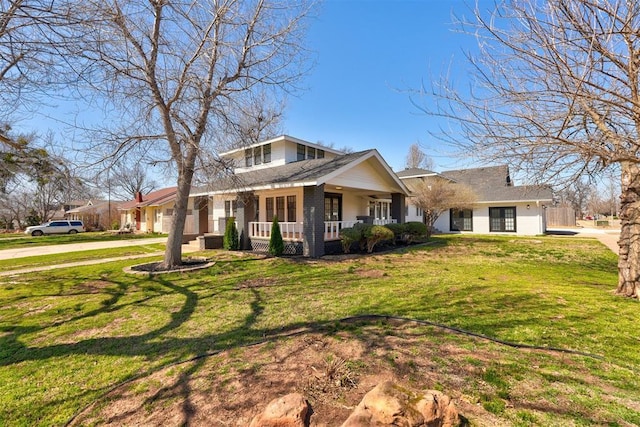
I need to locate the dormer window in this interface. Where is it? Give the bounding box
[263,143,271,163]
[297,143,305,161]
[244,143,272,167]
[307,147,316,159]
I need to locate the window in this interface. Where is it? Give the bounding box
[245,149,252,167]
[224,200,237,218]
[317,149,324,159]
[276,196,285,221]
[307,147,316,159]
[263,143,271,163]
[450,209,472,231]
[265,195,296,222]
[489,207,516,232]
[266,197,274,222]
[297,143,305,161]
[325,193,342,221]
[369,201,390,219]
[416,206,423,216]
[287,195,296,222]
[165,208,174,216]
[253,146,261,165]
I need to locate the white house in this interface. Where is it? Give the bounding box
[190,135,411,257]
[398,165,553,236]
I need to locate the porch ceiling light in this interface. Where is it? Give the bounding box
[335,186,343,190]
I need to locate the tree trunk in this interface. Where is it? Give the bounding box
[163,167,194,269]
[616,162,640,298]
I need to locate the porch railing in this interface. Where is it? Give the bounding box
[250,221,303,240]
[248,219,398,241]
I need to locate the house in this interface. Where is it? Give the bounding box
[190,135,411,257]
[65,199,123,230]
[118,187,178,233]
[398,165,553,235]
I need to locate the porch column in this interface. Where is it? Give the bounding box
[236,192,256,250]
[303,184,325,258]
[391,193,406,224]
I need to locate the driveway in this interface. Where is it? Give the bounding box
[547,227,620,254]
[0,237,172,261]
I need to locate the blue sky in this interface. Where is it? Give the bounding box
[17,0,482,185]
[283,0,479,172]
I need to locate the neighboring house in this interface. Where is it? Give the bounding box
[398,165,553,236]
[65,199,123,230]
[118,187,178,233]
[190,135,411,257]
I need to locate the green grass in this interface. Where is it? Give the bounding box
[0,232,167,250]
[0,234,637,425]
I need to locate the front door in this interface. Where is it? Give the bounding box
[197,197,209,234]
[324,193,342,221]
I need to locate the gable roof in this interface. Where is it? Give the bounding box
[118,187,178,210]
[440,165,552,203]
[397,164,553,203]
[192,150,410,196]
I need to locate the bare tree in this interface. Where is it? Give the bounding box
[426,0,640,297]
[410,178,476,238]
[404,143,434,170]
[556,178,592,218]
[105,160,158,201]
[0,0,70,115]
[62,0,314,268]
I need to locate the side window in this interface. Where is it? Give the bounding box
[50,221,67,227]
[70,221,83,226]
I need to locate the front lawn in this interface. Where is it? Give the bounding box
[0,234,637,425]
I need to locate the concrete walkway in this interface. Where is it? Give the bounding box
[0,237,170,261]
[0,237,199,276]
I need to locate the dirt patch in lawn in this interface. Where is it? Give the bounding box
[68,319,583,426]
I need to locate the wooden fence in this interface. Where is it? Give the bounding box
[546,207,576,227]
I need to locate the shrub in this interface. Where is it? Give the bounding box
[404,221,428,242]
[268,216,284,256]
[385,223,406,243]
[339,227,361,253]
[223,217,239,250]
[364,225,394,253]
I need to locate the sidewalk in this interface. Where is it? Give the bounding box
[0,237,170,261]
[0,238,199,276]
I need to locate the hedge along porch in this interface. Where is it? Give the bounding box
[190,137,411,257]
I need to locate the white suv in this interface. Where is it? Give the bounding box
[24,220,86,236]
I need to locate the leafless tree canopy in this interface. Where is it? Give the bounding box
[404,143,434,170]
[411,178,476,237]
[427,0,640,182]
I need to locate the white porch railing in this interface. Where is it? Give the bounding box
[250,221,303,240]
[248,219,398,241]
[373,219,397,225]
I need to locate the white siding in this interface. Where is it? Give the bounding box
[329,160,398,192]
[430,202,546,236]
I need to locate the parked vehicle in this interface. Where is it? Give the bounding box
[24,220,86,236]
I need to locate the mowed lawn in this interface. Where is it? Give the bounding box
[0,234,638,426]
